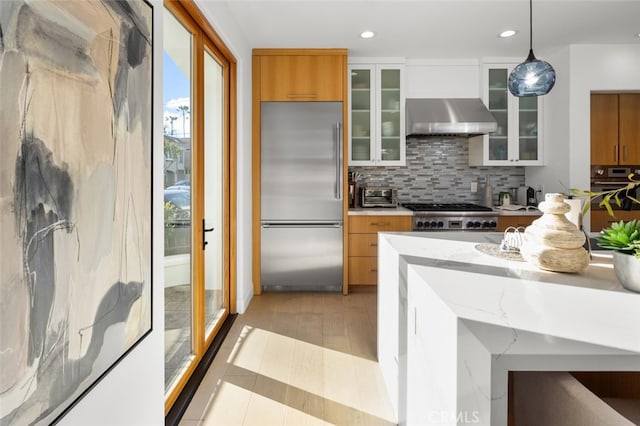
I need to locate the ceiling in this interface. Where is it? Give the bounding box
[207,0,640,59]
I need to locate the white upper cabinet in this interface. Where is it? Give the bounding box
[469,63,544,166]
[349,63,406,166]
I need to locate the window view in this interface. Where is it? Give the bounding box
[163,7,194,393]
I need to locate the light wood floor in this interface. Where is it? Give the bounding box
[179,288,396,425]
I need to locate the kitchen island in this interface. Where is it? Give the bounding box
[377,232,640,425]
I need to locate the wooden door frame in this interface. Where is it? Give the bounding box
[163,0,237,413]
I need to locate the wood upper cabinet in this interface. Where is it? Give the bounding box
[619,94,640,164]
[255,49,346,101]
[591,93,640,165]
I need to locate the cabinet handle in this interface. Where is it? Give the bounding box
[370,243,378,247]
[623,145,628,162]
[615,145,619,162]
[287,94,318,98]
[370,222,390,226]
[370,268,378,273]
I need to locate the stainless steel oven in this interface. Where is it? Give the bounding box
[403,203,498,231]
[360,186,398,208]
[590,166,640,210]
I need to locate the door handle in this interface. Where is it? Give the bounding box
[202,218,214,250]
[335,122,342,200]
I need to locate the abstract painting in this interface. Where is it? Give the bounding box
[0,0,153,424]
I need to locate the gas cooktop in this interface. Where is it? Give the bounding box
[402,203,493,212]
[402,203,497,230]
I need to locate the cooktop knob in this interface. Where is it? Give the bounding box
[437,221,444,228]
[430,221,438,228]
[416,220,424,228]
[489,220,497,228]
[482,221,490,228]
[466,221,474,228]
[473,221,481,228]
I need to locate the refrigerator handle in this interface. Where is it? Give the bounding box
[335,122,342,200]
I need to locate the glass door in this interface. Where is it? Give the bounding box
[163,0,234,413]
[163,6,194,394]
[203,47,227,339]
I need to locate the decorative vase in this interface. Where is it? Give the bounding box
[612,251,640,293]
[520,193,590,273]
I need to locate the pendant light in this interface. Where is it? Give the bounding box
[508,0,556,97]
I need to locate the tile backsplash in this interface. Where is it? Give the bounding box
[350,137,525,205]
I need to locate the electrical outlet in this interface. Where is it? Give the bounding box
[471,182,478,193]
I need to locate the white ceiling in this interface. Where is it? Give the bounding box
[208,0,640,59]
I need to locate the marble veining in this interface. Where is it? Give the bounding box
[377,232,640,425]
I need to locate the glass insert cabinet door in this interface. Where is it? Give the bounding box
[349,65,404,165]
[518,96,539,161]
[379,69,401,162]
[350,68,373,162]
[487,68,509,161]
[485,65,541,164]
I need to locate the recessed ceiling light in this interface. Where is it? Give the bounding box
[360,31,375,39]
[499,30,517,38]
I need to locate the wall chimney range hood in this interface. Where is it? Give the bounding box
[406,98,497,137]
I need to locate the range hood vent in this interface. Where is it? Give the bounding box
[406,98,497,137]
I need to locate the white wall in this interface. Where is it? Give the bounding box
[527,44,640,231]
[406,59,480,98]
[525,47,571,197]
[60,2,165,424]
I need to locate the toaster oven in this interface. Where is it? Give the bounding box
[360,187,398,208]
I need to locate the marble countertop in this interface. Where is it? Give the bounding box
[377,232,640,425]
[493,208,541,216]
[348,206,413,215]
[382,231,627,293]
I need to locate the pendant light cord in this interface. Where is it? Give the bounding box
[529,0,533,51]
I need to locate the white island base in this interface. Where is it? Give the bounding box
[377,232,640,426]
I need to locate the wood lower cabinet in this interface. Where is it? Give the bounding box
[255,49,346,101]
[497,215,540,231]
[590,210,640,232]
[348,215,412,286]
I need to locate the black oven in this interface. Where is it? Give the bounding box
[590,166,640,210]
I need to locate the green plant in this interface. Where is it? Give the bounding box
[571,173,640,217]
[596,219,640,258]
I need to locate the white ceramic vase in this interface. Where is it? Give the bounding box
[612,251,640,293]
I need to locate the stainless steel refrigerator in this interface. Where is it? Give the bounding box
[261,102,343,291]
